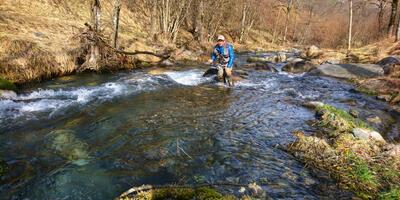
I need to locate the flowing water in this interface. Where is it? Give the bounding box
[0,53,399,200]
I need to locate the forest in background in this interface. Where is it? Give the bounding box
[1,0,400,84]
[128,0,399,48]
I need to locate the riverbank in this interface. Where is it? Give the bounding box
[3,1,399,88]
[288,103,400,199]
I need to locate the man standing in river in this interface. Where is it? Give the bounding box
[211,35,235,86]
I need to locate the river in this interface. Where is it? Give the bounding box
[0,53,398,199]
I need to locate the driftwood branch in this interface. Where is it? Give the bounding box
[114,49,171,61]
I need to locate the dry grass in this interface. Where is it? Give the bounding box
[0,0,147,84]
[288,105,400,199]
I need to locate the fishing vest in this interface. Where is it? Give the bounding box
[214,43,230,65]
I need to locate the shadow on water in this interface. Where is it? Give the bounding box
[0,53,398,199]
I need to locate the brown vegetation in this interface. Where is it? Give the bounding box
[1,0,400,84]
[288,104,400,199]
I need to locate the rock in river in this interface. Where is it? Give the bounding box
[376,56,400,66]
[0,90,17,99]
[242,62,278,72]
[282,61,316,74]
[376,56,400,76]
[352,128,385,143]
[308,63,384,79]
[301,45,323,59]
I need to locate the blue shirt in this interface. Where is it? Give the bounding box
[211,43,235,68]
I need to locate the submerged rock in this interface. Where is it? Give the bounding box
[242,62,278,72]
[352,128,385,142]
[47,130,91,166]
[247,52,288,63]
[282,61,316,74]
[309,63,384,79]
[0,90,17,99]
[302,101,324,109]
[148,68,171,75]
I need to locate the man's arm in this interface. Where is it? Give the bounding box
[227,45,235,68]
[211,47,217,64]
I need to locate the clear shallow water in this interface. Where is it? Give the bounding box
[0,54,399,199]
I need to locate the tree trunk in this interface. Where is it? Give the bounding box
[83,0,102,71]
[193,0,204,42]
[377,1,384,32]
[301,5,313,44]
[397,13,400,41]
[272,7,282,44]
[283,0,293,44]
[389,0,399,36]
[348,0,353,53]
[112,0,121,49]
[91,0,101,32]
[239,0,248,43]
[150,0,158,40]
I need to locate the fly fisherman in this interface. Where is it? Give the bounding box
[211,35,235,86]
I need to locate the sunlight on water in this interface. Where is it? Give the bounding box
[163,69,213,86]
[1,57,398,199]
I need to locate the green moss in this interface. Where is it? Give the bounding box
[348,155,378,187]
[123,187,236,200]
[0,77,17,91]
[316,104,373,132]
[195,187,224,200]
[356,87,378,96]
[152,188,195,200]
[379,188,400,200]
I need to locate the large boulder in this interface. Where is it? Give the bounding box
[282,61,316,74]
[352,128,385,143]
[301,45,323,59]
[242,62,278,72]
[376,56,400,76]
[376,56,400,66]
[0,90,17,99]
[309,63,384,79]
[247,52,288,63]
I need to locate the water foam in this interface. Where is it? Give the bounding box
[163,69,212,86]
[0,74,164,124]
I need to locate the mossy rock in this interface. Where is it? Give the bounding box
[119,187,236,200]
[0,77,17,91]
[316,104,373,134]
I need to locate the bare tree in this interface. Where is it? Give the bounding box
[112,0,121,48]
[82,0,102,71]
[388,0,399,36]
[193,0,204,42]
[91,0,101,31]
[149,0,158,40]
[283,0,294,43]
[348,0,353,52]
[158,0,193,43]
